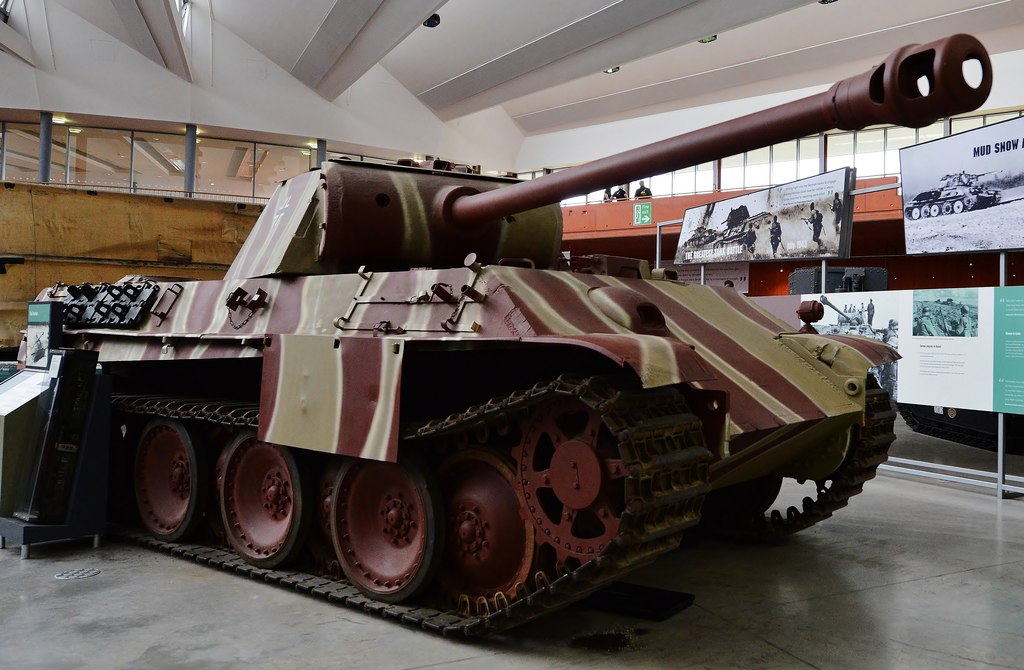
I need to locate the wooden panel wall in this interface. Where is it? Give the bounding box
[0,184,262,349]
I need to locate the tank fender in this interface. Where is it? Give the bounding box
[259,334,402,462]
[527,333,716,388]
[779,332,899,382]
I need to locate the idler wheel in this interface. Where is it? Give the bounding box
[437,449,535,604]
[134,418,207,541]
[331,452,443,603]
[221,432,309,568]
[516,396,627,566]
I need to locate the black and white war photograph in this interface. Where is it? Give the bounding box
[812,290,901,399]
[911,288,980,338]
[674,168,853,264]
[901,115,1024,254]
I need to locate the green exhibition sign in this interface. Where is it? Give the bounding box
[992,286,1024,414]
[632,202,652,226]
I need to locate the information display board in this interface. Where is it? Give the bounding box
[900,115,1024,255]
[674,168,854,264]
[993,287,1024,414]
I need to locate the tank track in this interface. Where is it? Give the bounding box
[897,403,995,450]
[113,375,711,636]
[712,384,896,541]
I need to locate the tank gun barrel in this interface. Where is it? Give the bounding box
[819,295,852,323]
[449,34,991,228]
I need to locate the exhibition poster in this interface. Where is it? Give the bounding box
[993,287,1024,413]
[674,168,854,265]
[896,288,993,412]
[754,288,1020,414]
[900,115,1024,255]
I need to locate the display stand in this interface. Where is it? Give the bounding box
[581,581,695,621]
[0,374,110,558]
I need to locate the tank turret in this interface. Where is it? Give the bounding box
[21,34,993,636]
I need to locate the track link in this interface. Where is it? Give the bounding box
[114,375,712,636]
[712,383,897,541]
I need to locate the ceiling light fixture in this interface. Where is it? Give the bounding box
[818,0,839,4]
[697,35,717,44]
[603,66,620,74]
[423,13,440,28]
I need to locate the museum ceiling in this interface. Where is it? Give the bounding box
[39,0,1024,137]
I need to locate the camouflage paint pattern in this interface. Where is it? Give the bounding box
[52,257,894,482]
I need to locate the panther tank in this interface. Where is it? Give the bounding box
[22,35,992,635]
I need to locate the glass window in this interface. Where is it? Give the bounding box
[195,137,256,198]
[175,0,191,36]
[695,161,715,192]
[586,188,605,204]
[3,123,40,182]
[770,141,796,184]
[672,166,696,195]
[720,154,743,190]
[133,132,186,194]
[853,129,884,177]
[744,147,770,188]
[797,138,819,179]
[917,122,944,144]
[950,116,983,135]
[49,125,70,182]
[826,132,854,172]
[650,172,671,197]
[63,127,132,188]
[254,143,313,198]
[885,127,915,175]
[561,194,586,206]
[985,111,1019,126]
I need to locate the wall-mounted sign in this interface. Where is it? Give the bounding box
[633,201,652,226]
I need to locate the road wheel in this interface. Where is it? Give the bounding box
[134,419,208,542]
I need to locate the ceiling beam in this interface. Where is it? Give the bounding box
[314,0,446,101]
[112,0,192,82]
[0,7,36,66]
[417,0,701,114]
[291,0,383,88]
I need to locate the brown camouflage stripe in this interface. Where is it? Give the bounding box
[826,334,900,365]
[260,334,402,461]
[712,285,804,333]
[489,268,846,430]
[528,334,716,386]
[643,279,862,422]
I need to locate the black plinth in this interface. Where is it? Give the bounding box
[581,581,695,621]
[0,375,110,558]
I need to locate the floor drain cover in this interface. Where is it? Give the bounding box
[55,569,101,580]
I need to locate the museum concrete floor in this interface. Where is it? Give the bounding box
[2,419,1024,670]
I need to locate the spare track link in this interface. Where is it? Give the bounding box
[720,384,897,541]
[112,375,712,636]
